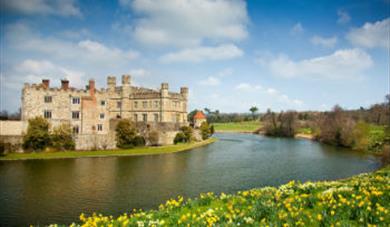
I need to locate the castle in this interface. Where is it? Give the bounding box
[1,75,189,150]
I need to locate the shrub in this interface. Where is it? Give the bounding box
[148,130,159,146]
[133,135,145,147]
[51,123,75,151]
[174,132,187,144]
[210,125,215,135]
[200,122,211,140]
[180,126,193,142]
[23,117,51,151]
[263,111,297,137]
[115,119,137,149]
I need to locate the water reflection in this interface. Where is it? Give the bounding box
[0,133,381,226]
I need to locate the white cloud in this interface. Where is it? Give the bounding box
[6,59,86,89]
[337,10,351,24]
[128,69,150,77]
[199,76,220,86]
[121,0,248,47]
[160,44,243,63]
[5,22,139,65]
[235,83,262,92]
[346,18,390,49]
[259,48,373,79]
[291,23,304,35]
[310,35,338,48]
[1,0,82,17]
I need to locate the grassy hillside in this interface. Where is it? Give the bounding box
[212,121,261,132]
[58,166,389,226]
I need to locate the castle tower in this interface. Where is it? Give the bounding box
[122,74,131,97]
[107,76,116,94]
[160,83,169,122]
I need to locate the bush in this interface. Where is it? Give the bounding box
[263,111,297,137]
[174,132,187,144]
[23,117,51,151]
[200,122,211,140]
[210,125,215,135]
[133,135,145,147]
[51,123,75,151]
[180,126,193,142]
[115,119,137,149]
[148,130,159,146]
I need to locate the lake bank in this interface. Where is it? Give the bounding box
[0,138,217,161]
[62,165,390,226]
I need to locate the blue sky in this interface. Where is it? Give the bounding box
[0,0,389,113]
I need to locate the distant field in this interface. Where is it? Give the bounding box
[212,121,261,132]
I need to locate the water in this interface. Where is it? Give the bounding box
[0,133,381,226]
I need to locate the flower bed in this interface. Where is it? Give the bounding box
[54,166,389,226]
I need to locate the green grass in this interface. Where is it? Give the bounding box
[296,127,313,135]
[59,166,390,226]
[212,121,261,132]
[0,138,217,161]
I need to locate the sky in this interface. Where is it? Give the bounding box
[0,0,389,113]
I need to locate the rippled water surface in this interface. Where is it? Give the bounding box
[0,133,381,225]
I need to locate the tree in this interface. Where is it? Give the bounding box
[51,123,75,151]
[249,106,259,120]
[263,110,297,137]
[200,122,211,140]
[174,132,187,144]
[180,126,193,142]
[23,117,51,151]
[115,119,137,149]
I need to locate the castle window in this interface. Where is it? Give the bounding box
[72,111,80,119]
[117,101,121,108]
[143,113,147,122]
[154,113,159,122]
[100,113,105,119]
[72,126,79,134]
[134,101,138,108]
[101,100,106,106]
[44,110,52,119]
[72,97,80,104]
[134,114,138,122]
[44,96,52,103]
[154,101,159,108]
[142,101,147,108]
[97,124,103,131]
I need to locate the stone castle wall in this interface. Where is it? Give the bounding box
[2,75,189,151]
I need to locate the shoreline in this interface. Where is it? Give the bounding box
[0,138,217,161]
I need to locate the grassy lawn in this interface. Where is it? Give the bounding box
[66,166,389,226]
[212,121,261,132]
[0,138,217,161]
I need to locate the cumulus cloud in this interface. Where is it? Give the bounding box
[310,35,338,48]
[235,83,262,92]
[291,23,304,35]
[6,59,86,89]
[337,10,351,24]
[199,76,220,86]
[199,68,233,86]
[160,44,243,63]
[346,18,389,49]
[258,48,373,79]
[5,22,139,66]
[1,0,81,17]
[120,0,248,47]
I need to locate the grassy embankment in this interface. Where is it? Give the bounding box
[212,121,261,133]
[53,166,390,226]
[0,138,217,161]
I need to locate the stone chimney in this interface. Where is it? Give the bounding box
[89,79,95,96]
[61,79,69,90]
[42,79,50,89]
[160,83,169,97]
[107,76,116,93]
[180,87,188,99]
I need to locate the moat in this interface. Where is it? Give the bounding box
[0,133,381,226]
